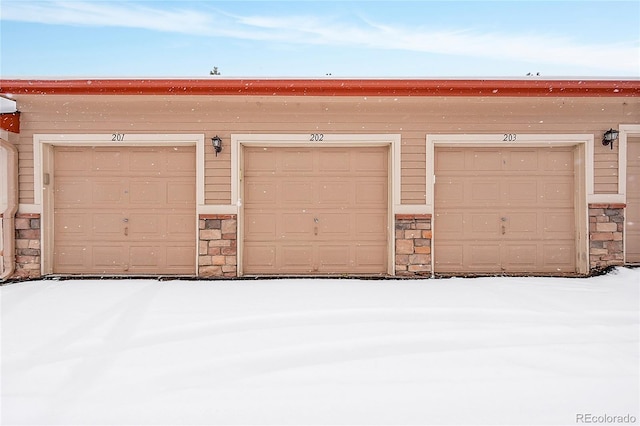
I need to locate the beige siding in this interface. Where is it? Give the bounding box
[12,95,640,206]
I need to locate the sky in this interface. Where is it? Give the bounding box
[0,0,639,78]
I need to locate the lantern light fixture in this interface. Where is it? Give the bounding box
[602,128,619,150]
[211,136,222,157]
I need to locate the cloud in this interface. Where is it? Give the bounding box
[2,1,638,74]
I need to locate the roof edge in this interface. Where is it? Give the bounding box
[1,78,638,97]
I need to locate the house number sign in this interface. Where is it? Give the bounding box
[112,133,125,141]
[503,133,517,141]
[309,133,324,141]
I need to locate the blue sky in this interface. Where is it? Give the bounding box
[1,1,639,78]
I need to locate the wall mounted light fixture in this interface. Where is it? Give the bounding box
[211,136,222,157]
[602,128,619,150]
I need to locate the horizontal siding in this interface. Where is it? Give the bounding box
[11,95,640,205]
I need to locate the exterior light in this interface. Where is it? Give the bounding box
[211,136,222,157]
[602,128,619,150]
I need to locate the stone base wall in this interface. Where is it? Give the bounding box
[198,214,237,277]
[395,214,432,276]
[589,203,624,271]
[14,213,41,279]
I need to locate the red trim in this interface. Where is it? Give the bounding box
[589,203,626,209]
[396,214,433,220]
[199,214,236,220]
[1,79,638,97]
[0,112,20,132]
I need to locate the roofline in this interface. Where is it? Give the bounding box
[1,78,638,97]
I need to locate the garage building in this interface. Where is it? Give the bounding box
[0,78,638,279]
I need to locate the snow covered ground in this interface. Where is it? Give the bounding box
[1,268,639,426]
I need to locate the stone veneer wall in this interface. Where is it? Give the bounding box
[589,203,624,271]
[395,214,432,276]
[198,214,237,277]
[14,213,41,279]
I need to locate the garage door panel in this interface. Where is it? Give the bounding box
[544,150,574,172]
[319,151,350,171]
[436,150,466,171]
[128,215,162,238]
[542,181,573,204]
[281,245,314,269]
[505,150,538,171]
[543,212,574,236]
[319,181,351,204]
[54,146,196,275]
[505,213,537,235]
[435,146,576,273]
[55,213,89,238]
[318,245,351,269]
[468,244,502,269]
[55,179,92,205]
[319,213,350,236]
[470,151,502,171]
[434,180,464,205]
[356,181,387,205]
[167,181,196,204]
[56,149,90,173]
[470,181,500,204]
[130,150,163,172]
[355,244,387,268]
[435,213,465,237]
[92,213,125,239]
[93,246,126,269]
[167,246,196,269]
[245,213,277,240]
[543,243,574,270]
[243,243,276,269]
[283,181,314,204]
[470,213,500,235]
[282,151,313,172]
[283,213,314,237]
[245,149,277,172]
[167,214,196,236]
[129,181,164,204]
[355,213,387,238]
[54,245,88,269]
[93,181,126,204]
[355,150,387,172]
[502,244,538,270]
[130,245,161,268]
[626,138,640,263]
[244,146,388,274]
[246,182,277,205]
[505,181,538,203]
[434,244,464,270]
[93,149,124,172]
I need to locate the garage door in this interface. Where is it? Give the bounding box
[54,146,196,274]
[243,146,388,274]
[434,147,576,274]
[627,137,640,263]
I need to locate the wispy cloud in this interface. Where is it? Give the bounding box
[3,1,638,74]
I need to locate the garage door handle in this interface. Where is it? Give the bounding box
[124,226,129,236]
[501,225,506,235]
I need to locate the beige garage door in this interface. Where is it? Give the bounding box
[435,146,576,274]
[627,137,640,264]
[54,146,196,274]
[243,146,388,274]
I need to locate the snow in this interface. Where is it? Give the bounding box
[1,268,639,425]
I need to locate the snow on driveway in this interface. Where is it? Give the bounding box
[1,268,639,425]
